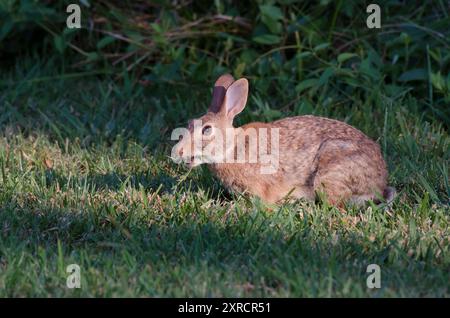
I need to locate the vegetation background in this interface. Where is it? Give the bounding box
[0,0,449,297]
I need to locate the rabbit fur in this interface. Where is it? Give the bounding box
[173,74,395,206]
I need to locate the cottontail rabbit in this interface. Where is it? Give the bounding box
[173,74,395,206]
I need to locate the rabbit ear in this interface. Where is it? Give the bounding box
[223,78,248,119]
[208,74,235,113]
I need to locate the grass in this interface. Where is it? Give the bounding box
[0,55,449,297]
[0,0,449,297]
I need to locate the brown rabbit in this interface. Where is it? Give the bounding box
[172,74,395,206]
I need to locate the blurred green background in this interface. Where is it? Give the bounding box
[1,0,449,136]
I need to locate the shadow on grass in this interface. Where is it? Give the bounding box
[42,168,235,202]
[0,201,449,297]
[44,170,177,193]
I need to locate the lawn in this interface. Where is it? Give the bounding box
[0,1,449,297]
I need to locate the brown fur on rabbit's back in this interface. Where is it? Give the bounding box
[210,115,388,205]
[273,115,388,204]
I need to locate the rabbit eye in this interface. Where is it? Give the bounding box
[202,125,213,136]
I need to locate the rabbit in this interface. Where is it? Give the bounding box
[172,74,395,207]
